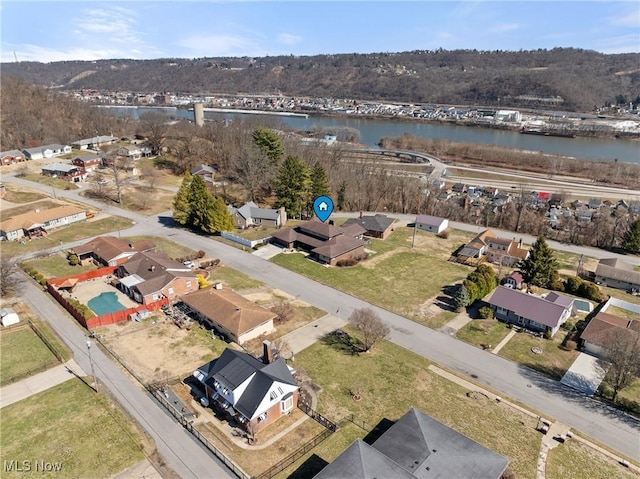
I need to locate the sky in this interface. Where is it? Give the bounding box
[1,1,639,63]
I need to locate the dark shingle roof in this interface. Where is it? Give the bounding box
[343,214,394,234]
[197,349,297,419]
[313,440,416,479]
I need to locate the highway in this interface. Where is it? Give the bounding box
[3,173,640,466]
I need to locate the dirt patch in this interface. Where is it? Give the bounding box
[241,288,310,307]
[361,248,404,269]
[96,320,224,383]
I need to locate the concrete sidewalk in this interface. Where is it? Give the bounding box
[0,359,86,409]
[281,314,347,354]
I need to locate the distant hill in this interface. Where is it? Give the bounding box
[2,48,639,112]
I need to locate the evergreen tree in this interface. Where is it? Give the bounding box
[252,127,284,164]
[453,284,471,312]
[622,219,640,254]
[518,236,559,288]
[187,175,212,230]
[273,155,309,218]
[337,180,347,211]
[172,174,192,225]
[310,162,330,198]
[209,196,234,233]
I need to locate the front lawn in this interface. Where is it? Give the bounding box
[24,173,79,190]
[1,183,49,204]
[546,439,638,479]
[498,330,579,380]
[456,318,511,349]
[209,264,265,290]
[0,379,146,479]
[271,249,468,319]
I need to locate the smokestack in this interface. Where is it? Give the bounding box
[263,340,273,364]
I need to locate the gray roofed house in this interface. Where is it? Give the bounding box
[193,346,299,432]
[314,408,509,479]
[488,286,574,336]
[229,201,287,229]
[23,144,71,160]
[594,258,640,292]
[1,149,26,165]
[343,214,395,239]
[415,215,448,234]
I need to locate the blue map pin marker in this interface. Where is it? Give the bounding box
[313,196,334,223]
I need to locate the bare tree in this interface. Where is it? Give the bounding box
[272,338,293,360]
[602,330,640,403]
[0,257,21,297]
[347,308,390,352]
[270,301,296,323]
[141,165,161,189]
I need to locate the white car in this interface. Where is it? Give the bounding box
[183,261,195,269]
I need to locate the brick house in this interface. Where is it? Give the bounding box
[580,312,640,358]
[72,236,156,266]
[72,154,103,172]
[271,220,367,265]
[1,150,26,165]
[115,251,198,304]
[343,213,395,239]
[41,163,87,182]
[193,344,299,433]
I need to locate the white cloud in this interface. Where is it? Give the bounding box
[277,33,302,46]
[609,9,640,28]
[176,33,269,57]
[490,23,520,33]
[1,43,137,63]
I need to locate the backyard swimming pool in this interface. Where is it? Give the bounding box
[88,291,128,316]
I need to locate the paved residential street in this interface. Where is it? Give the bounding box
[15,278,234,479]
[4,175,640,463]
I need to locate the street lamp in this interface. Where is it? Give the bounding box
[86,339,98,392]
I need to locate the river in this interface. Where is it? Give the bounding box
[98,106,640,164]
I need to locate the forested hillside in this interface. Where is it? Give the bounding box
[2,48,639,112]
[0,77,130,149]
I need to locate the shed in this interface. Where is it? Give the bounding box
[1,308,20,327]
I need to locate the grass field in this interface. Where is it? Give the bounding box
[0,326,58,385]
[0,379,146,479]
[284,334,541,479]
[498,330,578,380]
[209,264,265,290]
[456,318,511,349]
[24,173,79,190]
[1,184,49,204]
[1,217,134,257]
[545,440,638,479]
[23,251,97,279]
[271,227,470,320]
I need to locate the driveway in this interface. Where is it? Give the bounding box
[561,353,609,396]
[252,243,283,260]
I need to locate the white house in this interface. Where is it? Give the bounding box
[0,308,20,327]
[415,215,448,234]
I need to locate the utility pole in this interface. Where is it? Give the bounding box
[411,220,417,248]
[86,339,98,392]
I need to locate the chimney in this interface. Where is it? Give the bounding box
[519,238,523,248]
[150,265,155,272]
[129,243,134,249]
[263,340,273,364]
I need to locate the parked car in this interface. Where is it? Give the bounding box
[183,261,195,268]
